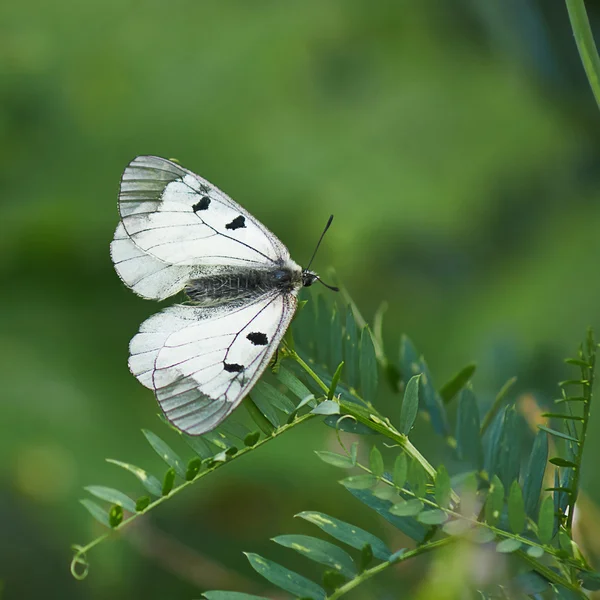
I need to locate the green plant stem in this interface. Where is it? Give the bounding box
[566,0,600,111]
[70,410,317,579]
[290,350,460,506]
[352,460,585,574]
[566,330,595,533]
[327,538,455,600]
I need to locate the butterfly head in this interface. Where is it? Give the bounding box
[302,269,339,292]
[302,270,318,287]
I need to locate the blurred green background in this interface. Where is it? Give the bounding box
[3,1,600,598]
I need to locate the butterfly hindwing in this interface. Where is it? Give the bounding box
[129,293,297,435]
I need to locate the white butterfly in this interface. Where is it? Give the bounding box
[111,156,336,435]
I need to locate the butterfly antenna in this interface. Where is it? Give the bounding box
[306,214,334,271]
[315,275,339,292]
[306,214,339,292]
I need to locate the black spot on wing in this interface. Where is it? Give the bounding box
[246,331,269,346]
[192,196,211,212]
[223,362,244,373]
[225,215,246,230]
[247,332,268,346]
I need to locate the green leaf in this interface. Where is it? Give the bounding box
[340,475,378,490]
[135,496,151,512]
[105,459,163,497]
[322,570,347,594]
[373,486,396,500]
[142,430,186,479]
[399,374,421,434]
[565,357,590,367]
[392,454,408,489]
[244,431,260,447]
[360,327,378,401]
[417,509,448,525]
[254,381,295,415]
[442,520,472,536]
[483,406,508,477]
[80,499,110,528]
[496,538,522,553]
[248,389,280,428]
[435,465,451,509]
[203,592,269,600]
[345,488,427,542]
[243,396,275,435]
[484,475,504,526]
[537,496,555,544]
[181,434,214,459]
[311,400,340,415]
[204,429,238,450]
[390,499,424,517]
[109,504,123,528]
[580,572,600,591]
[455,388,483,469]
[84,486,137,513]
[481,376,517,435]
[369,446,384,478]
[330,307,343,373]
[219,419,252,442]
[513,571,550,595]
[468,527,496,544]
[272,535,356,578]
[327,362,344,400]
[344,307,359,390]
[162,468,175,496]
[245,553,326,600]
[439,363,476,405]
[359,543,373,572]
[407,461,427,498]
[496,407,523,490]
[523,429,548,519]
[559,530,573,555]
[296,511,392,561]
[542,412,584,421]
[276,366,314,401]
[314,451,354,469]
[526,546,544,558]
[350,442,358,465]
[508,481,525,534]
[399,336,448,435]
[185,457,202,481]
[549,457,578,468]
[537,425,579,444]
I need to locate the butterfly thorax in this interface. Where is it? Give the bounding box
[184,259,302,306]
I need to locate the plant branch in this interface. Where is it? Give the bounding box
[566,0,600,111]
[327,538,455,600]
[70,410,317,579]
[289,350,461,505]
[566,329,595,533]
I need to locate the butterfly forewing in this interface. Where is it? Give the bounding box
[113,156,304,435]
[119,155,287,265]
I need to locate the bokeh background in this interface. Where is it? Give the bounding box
[3,1,600,598]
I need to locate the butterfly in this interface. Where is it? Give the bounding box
[110,156,337,435]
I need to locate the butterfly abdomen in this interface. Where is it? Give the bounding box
[184,264,301,306]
